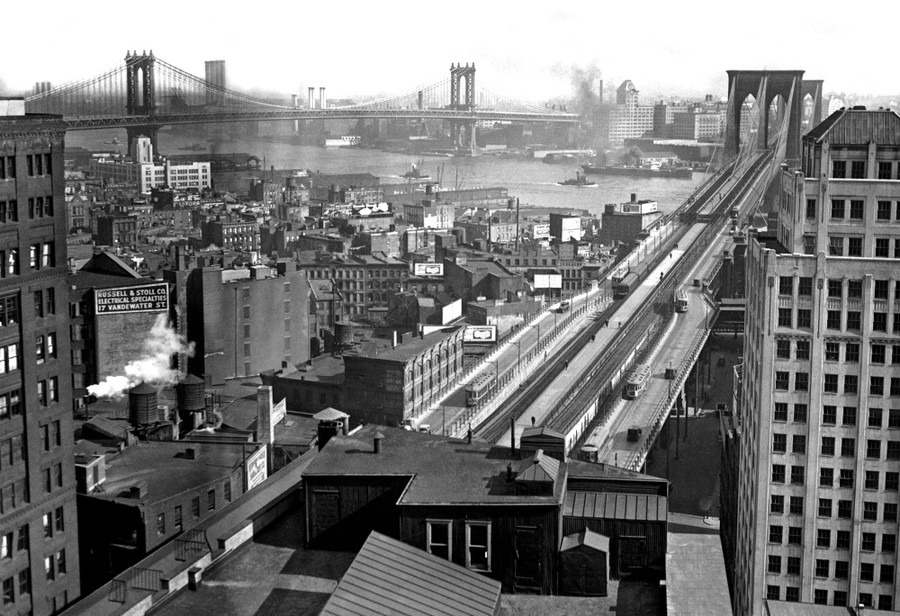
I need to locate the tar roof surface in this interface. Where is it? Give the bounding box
[346,327,460,362]
[320,531,501,616]
[303,425,563,505]
[92,441,248,505]
[666,532,732,616]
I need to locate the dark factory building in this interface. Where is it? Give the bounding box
[302,425,669,595]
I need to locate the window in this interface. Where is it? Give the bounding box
[465,522,491,571]
[772,464,785,483]
[827,311,841,330]
[16,526,27,553]
[844,375,858,394]
[875,279,890,299]
[861,564,876,585]
[839,468,853,488]
[825,342,840,361]
[838,500,852,519]
[824,375,838,394]
[0,343,19,374]
[878,162,893,179]
[836,530,850,549]
[845,343,859,363]
[174,505,183,533]
[875,312,888,332]
[156,513,165,536]
[776,340,791,359]
[847,311,861,330]
[774,403,788,422]
[832,198,846,217]
[768,554,782,574]
[770,494,784,514]
[818,498,832,517]
[788,526,802,545]
[862,532,876,551]
[849,199,864,218]
[869,407,884,427]
[806,198,816,218]
[796,340,810,359]
[56,550,66,576]
[893,410,900,428]
[769,525,783,544]
[797,277,812,296]
[882,565,895,583]
[792,435,806,454]
[851,160,866,178]
[824,405,837,425]
[834,591,848,607]
[848,279,863,298]
[18,570,29,597]
[884,534,897,553]
[795,373,808,391]
[207,488,216,512]
[868,439,882,459]
[773,433,787,453]
[192,496,200,519]
[872,377,885,395]
[427,521,452,560]
[2,577,11,605]
[835,560,849,579]
[787,557,801,576]
[828,279,842,298]
[779,276,793,296]
[821,436,835,456]
[767,585,780,601]
[817,529,830,548]
[842,406,856,426]
[797,309,811,329]
[877,237,890,257]
[819,467,833,487]
[778,309,792,328]
[814,589,828,605]
[803,235,816,254]
[793,404,807,423]
[224,480,231,503]
[841,438,855,457]
[776,372,790,390]
[892,378,900,396]
[864,501,878,521]
[890,441,900,459]
[878,200,893,220]
[873,344,886,364]
[789,496,803,515]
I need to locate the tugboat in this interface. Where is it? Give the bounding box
[557,170,598,187]
[402,160,430,180]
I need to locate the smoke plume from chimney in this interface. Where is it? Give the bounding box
[87,314,195,399]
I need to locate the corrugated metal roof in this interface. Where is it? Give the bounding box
[806,108,900,145]
[320,531,501,616]
[563,491,668,522]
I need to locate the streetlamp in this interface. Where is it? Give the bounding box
[510,339,522,368]
[531,322,541,350]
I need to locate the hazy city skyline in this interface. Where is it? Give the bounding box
[4,0,897,103]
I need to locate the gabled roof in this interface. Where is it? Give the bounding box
[560,527,610,553]
[516,449,560,483]
[320,531,501,616]
[805,108,900,145]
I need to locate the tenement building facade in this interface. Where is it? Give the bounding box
[0,100,80,614]
[734,108,900,614]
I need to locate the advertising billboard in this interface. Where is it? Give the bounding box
[533,273,562,289]
[413,262,444,277]
[271,398,286,425]
[463,325,497,343]
[245,445,268,490]
[95,283,169,314]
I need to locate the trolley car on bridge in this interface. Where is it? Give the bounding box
[624,363,651,399]
[465,371,497,407]
[675,289,689,313]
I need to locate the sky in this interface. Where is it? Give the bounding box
[1,0,895,103]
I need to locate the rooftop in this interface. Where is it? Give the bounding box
[665,531,732,616]
[805,107,900,146]
[303,425,564,505]
[77,440,249,505]
[320,531,501,616]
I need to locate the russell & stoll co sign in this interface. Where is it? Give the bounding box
[95,283,169,314]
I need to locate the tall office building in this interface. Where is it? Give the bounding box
[0,100,79,613]
[733,108,900,614]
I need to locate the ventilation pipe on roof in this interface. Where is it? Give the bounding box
[373,431,384,454]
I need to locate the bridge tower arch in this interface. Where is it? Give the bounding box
[449,63,477,155]
[725,70,804,162]
[124,51,160,153]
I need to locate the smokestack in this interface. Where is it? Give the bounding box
[373,431,384,454]
[256,386,275,473]
[308,87,315,109]
[417,90,423,110]
[631,193,637,203]
[319,87,326,110]
[510,415,516,454]
[291,94,298,108]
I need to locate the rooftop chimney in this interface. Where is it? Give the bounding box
[319,87,326,110]
[630,193,637,203]
[373,431,384,454]
[308,87,315,109]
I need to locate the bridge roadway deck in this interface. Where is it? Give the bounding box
[494,221,709,449]
[585,165,762,469]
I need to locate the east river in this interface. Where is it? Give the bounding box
[67,128,710,217]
